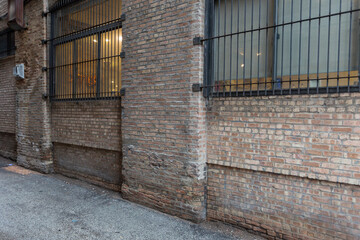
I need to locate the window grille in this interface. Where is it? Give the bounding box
[49,0,123,101]
[0,29,15,58]
[203,0,360,97]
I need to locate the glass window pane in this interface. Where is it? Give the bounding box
[214,0,272,92]
[212,0,359,93]
[76,34,98,98]
[277,0,359,89]
[100,28,122,97]
[55,42,73,99]
[54,0,122,37]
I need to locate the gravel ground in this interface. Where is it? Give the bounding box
[0,156,264,240]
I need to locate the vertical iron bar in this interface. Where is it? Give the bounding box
[316,0,321,94]
[205,0,215,97]
[257,0,261,95]
[264,0,269,95]
[272,0,278,96]
[59,44,61,99]
[235,0,240,96]
[289,0,293,94]
[73,41,77,99]
[297,0,302,94]
[111,28,113,99]
[242,0,247,96]
[222,0,226,96]
[107,0,110,98]
[211,0,215,97]
[249,0,254,96]
[348,0,353,92]
[62,43,64,99]
[337,0,342,93]
[88,1,90,99]
[306,0,311,94]
[229,0,233,94]
[326,0,331,93]
[79,6,82,92]
[280,0,284,95]
[217,0,220,97]
[50,13,55,99]
[96,33,101,98]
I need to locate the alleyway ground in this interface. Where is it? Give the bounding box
[0,156,263,240]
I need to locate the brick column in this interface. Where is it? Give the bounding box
[121,0,207,221]
[15,0,53,173]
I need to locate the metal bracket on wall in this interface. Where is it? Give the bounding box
[193,37,203,46]
[121,13,126,21]
[42,93,48,100]
[120,52,126,58]
[120,88,126,96]
[41,11,48,17]
[192,83,203,92]
[41,39,48,45]
[42,67,47,72]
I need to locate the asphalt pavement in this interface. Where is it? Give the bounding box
[0,156,263,240]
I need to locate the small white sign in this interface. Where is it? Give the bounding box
[13,64,25,79]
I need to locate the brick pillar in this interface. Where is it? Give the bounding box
[121,0,207,221]
[15,0,53,173]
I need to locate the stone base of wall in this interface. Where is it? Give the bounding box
[122,182,206,223]
[121,146,207,222]
[17,155,53,174]
[53,143,122,191]
[0,132,16,160]
[207,164,360,240]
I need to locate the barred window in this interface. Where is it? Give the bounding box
[49,0,122,101]
[204,0,360,97]
[0,29,15,58]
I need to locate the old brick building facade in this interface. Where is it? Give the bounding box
[0,0,359,239]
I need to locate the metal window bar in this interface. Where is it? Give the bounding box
[203,0,360,98]
[49,0,122,101]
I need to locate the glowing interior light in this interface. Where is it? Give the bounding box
[119,36,123,41]
[256,52,261,56]
[241,64,245,68]
[93,39,98,43]
[105,39,110,42]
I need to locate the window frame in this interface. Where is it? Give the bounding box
[49,0,123,101]
[204,0,360,98]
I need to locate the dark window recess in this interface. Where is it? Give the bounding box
[204,0,360,97]
[49,0,123,101]
[0,29,16,58]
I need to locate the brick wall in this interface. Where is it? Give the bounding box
[0,0,17,161]
[0,56,17,160]
[51,101,122,190]
[2,0,360,238]
[0,57,16,135]
[208,165,360,240]
[206,93,360,239]
[15,0,53,172]
[121,0,207,221]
